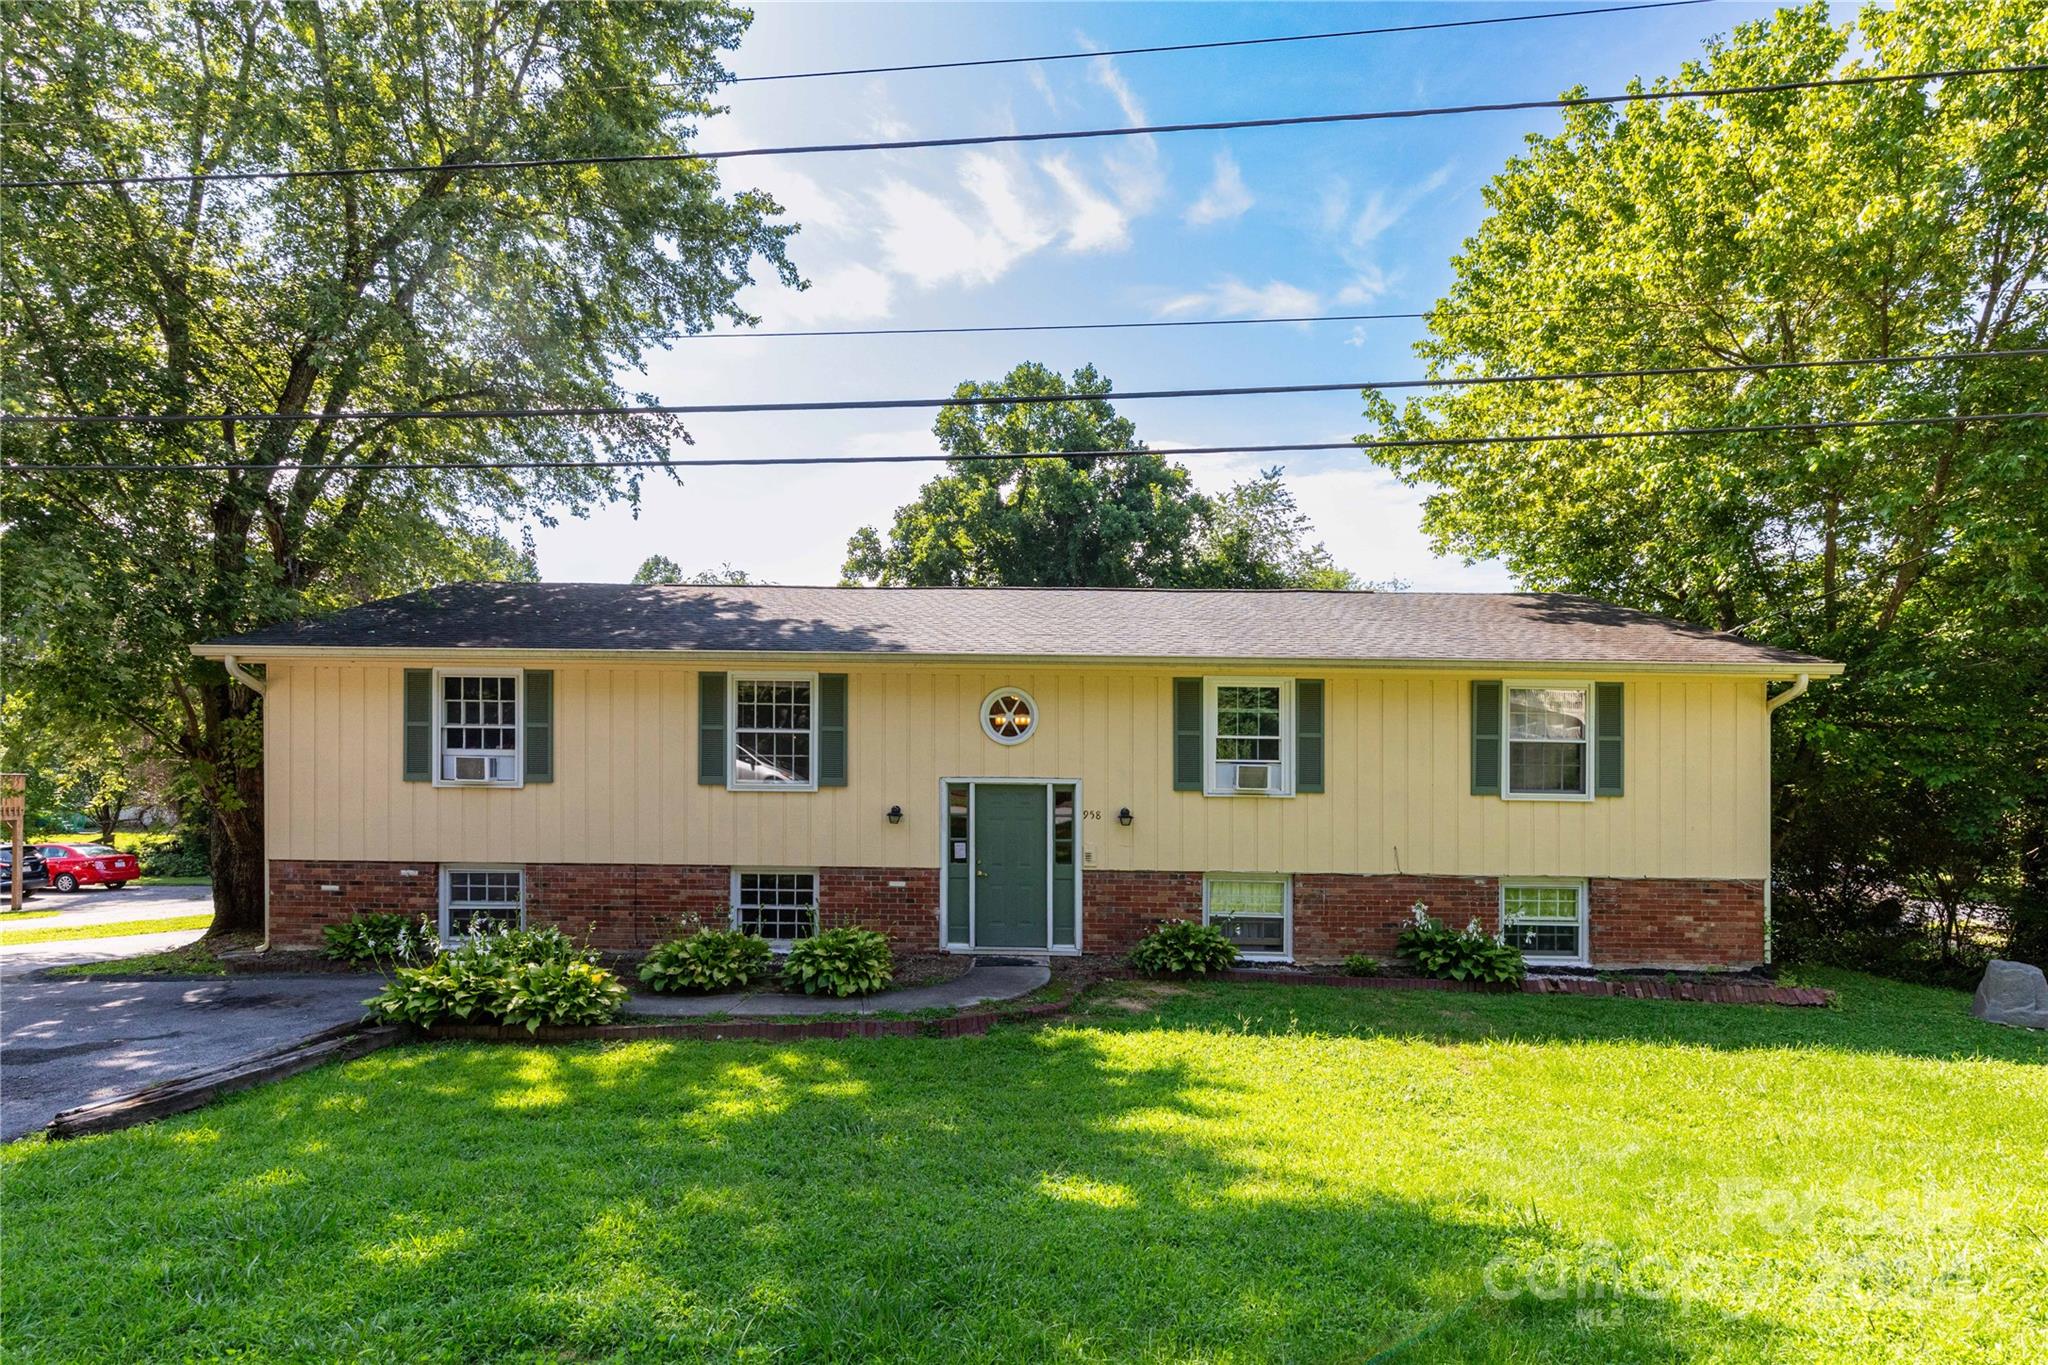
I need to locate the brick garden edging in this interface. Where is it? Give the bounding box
[420,993,1073,1044]
[1215,967,1834,1007]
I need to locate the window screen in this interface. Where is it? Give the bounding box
[735,871,818,941]
[444,868,523,938]
[1207,876,1288,956]
[1507,687,1589,796]
[733,679,813,786]
[1502,883,1583,958]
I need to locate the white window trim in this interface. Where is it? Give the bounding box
[1500,679,1596,802]
[1500,878,1590,967]
[979,686,1038,746]
[1203,873,1293,963]
[431,667,525,789]
[439,864,525,944]
[730,867,820,949]
[727,671,821,793]
[1202,676,1296,798]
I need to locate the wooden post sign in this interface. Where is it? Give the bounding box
[1,773,24,912]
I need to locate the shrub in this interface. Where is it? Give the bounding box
[1396,904,1525,985]
[323,912,437,967]
[132,827,210,879]
[781,927,893,997]
[1128,921,1238,977]
[639,925,775,994]
[364,919,628,1031]
[1342,953,1381,977]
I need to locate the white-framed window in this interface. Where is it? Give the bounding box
[1504,683,1593,800]
[1501,880,1588,964]
[435,669,522,786]
[1204,874,1291,960]
[980,687,1037,745]
[732,869,819,945]
[441,866,524,941]
[1205,677,1294,796]
[730,673,817,790]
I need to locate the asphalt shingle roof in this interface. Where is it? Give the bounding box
[203,583,1833,669]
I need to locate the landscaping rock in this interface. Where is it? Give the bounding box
[1971,959,2048,1030]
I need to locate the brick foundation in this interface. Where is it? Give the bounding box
[1589,877,1765,968]
[268,861,1764,968]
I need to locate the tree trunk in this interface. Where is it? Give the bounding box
[2012,803,2048,968]
[198,673,267,939]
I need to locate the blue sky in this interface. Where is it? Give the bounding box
[530,0,1781,589]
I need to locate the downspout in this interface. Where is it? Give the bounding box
[221,655,266,695]
[220,655,270,949]
[1762,672,1814,964]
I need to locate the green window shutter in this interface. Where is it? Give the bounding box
[1595,681,1624,796]
[523,670,554,784]
[1471,680,1503,796]
[403,669,433,782]
[1172,677,1203,792]
[1295,678,1325,794]
[698,672,727,785]
[818,673,848,787]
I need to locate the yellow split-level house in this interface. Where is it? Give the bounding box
[194,584,1839,970]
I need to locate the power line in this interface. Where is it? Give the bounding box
[728,1,1711,83]
[10,62,2042,191]
[694,312,1418,340]
[5,347,2041,427]
[9,410,2042,476]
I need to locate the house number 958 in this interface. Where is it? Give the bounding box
[1081,809,1103,820]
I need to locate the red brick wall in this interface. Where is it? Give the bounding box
[819,867,941,952]
[268,860,441,948]
[269,860,1765,968]
[1590,877,1764,967]
[1080,870,1205,954]
[1291,874,1497,961]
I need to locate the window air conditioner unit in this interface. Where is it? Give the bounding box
[451,755,490,783]
[1233,763,1273,792]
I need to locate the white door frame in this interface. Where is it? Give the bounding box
[936,776,1083,955]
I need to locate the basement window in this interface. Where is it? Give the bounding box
[1501,881,1588,965]
[732,870,818,945]
[441,867,525,942]
[1204,875,1291,960]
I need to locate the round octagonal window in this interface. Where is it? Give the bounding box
[981,687,1037,745]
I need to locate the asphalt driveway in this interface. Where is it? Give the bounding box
[0,972,378,1141]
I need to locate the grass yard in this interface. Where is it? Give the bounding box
[3,969,2043,1363]
[43,941,229,977]
[0,912,212,947]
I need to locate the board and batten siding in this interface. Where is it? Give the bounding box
[264,661,1771,879]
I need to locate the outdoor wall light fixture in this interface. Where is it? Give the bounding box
[1117,807,1134,827]
[886,805,904,825]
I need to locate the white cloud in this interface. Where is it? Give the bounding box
[1157,277,1321,319]
[759,263,894,326]
[1335,267,1394,305]
[870,160,1055,287]
[1040,155,1131,253]
[1186,151,1253,225]
[1088,55,1165,218]
[1345,162,1458,248]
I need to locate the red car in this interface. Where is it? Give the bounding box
[34,843,138,893]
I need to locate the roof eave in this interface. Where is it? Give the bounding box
[191,641,1842,679]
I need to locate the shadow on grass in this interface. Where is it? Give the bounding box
[1075,968,2048,1066]
[3,1032,1778,1361]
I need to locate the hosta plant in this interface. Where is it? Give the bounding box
[780,927,894,997]
[322,912,437,967]
[1395,904,1526,985]
[1128,921,1238,977]
[364,919,629,1030]
[639,925,776,994]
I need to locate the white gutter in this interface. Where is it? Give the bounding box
[1765,671,1811,711]
[221,654,267,695]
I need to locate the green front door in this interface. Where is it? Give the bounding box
[974,784,1049,949]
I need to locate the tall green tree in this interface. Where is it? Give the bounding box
[1,1,796,934]
[843,362,1357,589]
[632,556,752,585]
[1363,0,2048,966]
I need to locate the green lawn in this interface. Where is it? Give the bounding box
[44,941,229,977]
[0,907,61,922]
[3,969,2043,1362]
[0,912,212,946]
